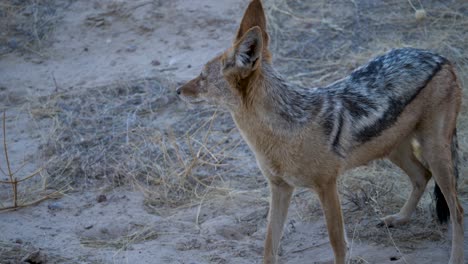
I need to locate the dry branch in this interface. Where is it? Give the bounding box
[0,111,59,211]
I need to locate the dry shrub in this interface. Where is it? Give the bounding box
[31,77,252,208]
[0,0,65,56]
[0,111,66,211]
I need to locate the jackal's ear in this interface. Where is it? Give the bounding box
[223,26,263,79]
[236,0,269,49]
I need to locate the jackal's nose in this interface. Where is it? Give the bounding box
[176,87,182,95]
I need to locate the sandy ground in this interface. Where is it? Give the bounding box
[1,0,467,263]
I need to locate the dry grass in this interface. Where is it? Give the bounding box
[79,224,159,250]
[0,0,63,56]
[30,77,252,209]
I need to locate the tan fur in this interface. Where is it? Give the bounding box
[176,1,464,263]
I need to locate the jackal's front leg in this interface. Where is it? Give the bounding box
[316,181,348,264]
[263,179,294,264]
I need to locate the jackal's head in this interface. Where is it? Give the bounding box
[177,0,271,108]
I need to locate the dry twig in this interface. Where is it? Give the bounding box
[0,111,62,212]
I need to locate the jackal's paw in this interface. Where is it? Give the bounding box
[448,251,465,264]
[263,253,278,264]
[377,214,410,228]
[263,257,276,264]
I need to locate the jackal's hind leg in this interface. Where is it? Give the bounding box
[420,135,464,264]
[381,138,431,227]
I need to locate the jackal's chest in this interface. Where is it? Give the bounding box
[233,114,341,187]
[236,126,296,174]
[257,151,333,188]
[240,131,334,187]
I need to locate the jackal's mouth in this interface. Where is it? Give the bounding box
[179,96,206,105]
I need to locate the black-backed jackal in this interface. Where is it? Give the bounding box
[177,1,464,263]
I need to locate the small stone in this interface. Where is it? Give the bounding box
[209,256,227,264]
[83,47,89,52]
[95,20,105,27]
[48,202,64,210]
[84,225,94,230]
[21,250,47,264]
[15,238,23,244]
[31,58,44,64]
[415,9,427,21]
[151,60,161,66]
[126,45,137,52]
[139,22,155,32]
[187,64,192,68]
[97,194,107,203]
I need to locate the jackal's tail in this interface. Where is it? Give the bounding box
[434,128,459,223]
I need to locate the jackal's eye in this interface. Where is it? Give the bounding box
[200,71,207,81]
[201,75,206,81]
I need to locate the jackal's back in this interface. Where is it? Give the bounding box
[320,48,448,156]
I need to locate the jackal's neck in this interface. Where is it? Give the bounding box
[251,63,324,129]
